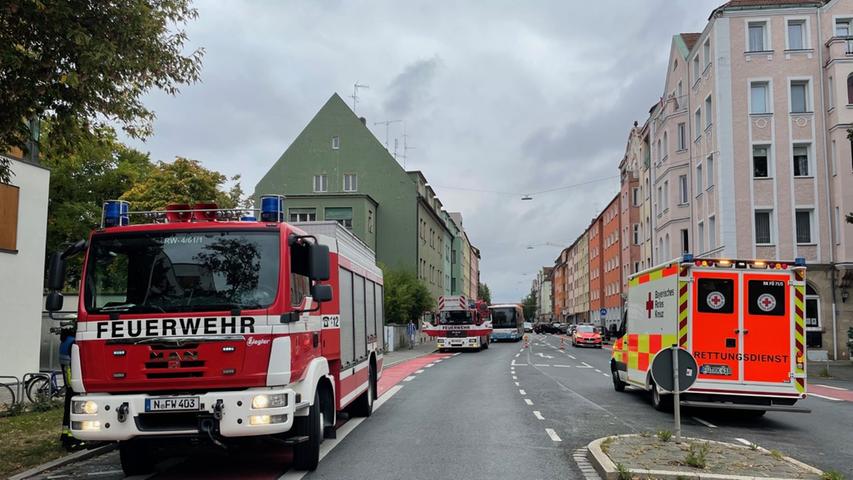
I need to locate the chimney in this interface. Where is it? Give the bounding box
[359,117,366,125]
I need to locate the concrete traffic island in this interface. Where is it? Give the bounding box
[587,434,828,480]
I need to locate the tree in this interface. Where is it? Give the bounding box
[382,266,434,325]
[42,121,152,286]
[477,282,491,304]
[0,0,204,183]
[120,157,242,210]
[521,288,537,321]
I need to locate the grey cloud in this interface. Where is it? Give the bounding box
[383,56,442,118]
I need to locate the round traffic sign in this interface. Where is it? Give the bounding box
[650,347,698,393]
[599,308,607,317]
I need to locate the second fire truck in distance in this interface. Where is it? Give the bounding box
[611,254,810,415]
[423,296,492,351]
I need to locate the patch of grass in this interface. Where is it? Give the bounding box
[770,449,784,460]
[615,462,632,480]
[640,431,652,438]
[600,436,616,455]
[31,392,61,413]
[820,470,845,480]
[749,443,759,451]
[657,430,672,442]
[685,442,710,469]
[1,401,25,417]
[0,406,66,477]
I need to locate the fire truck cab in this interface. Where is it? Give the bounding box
[44,197,384,474]
[423,296,492,351]
[611,254,810,415]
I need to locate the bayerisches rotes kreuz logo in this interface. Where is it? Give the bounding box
[706,291,726,310]
[757,293,777,312]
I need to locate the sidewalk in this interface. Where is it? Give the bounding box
[383,340,438,367]
[808,360,853,383]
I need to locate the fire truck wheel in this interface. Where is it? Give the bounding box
[350,363,375,417]
[482,337,489,350]
[611,369,627,392]
[119,439,155,476]
[650,381,673,412]
[292,391,322,471]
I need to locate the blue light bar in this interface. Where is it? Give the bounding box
[102,200,130,227]
[794,257,806,266]
[240,215,257,222]
[682,253,694,263]
[260,194,285,222]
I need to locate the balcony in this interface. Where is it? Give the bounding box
[825,36,853,62]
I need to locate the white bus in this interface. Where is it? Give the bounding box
[489,304,524,342]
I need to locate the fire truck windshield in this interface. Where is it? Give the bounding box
[83,230,280,314]
[438,311,475,325]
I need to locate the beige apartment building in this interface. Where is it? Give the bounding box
[569,230,590,323]
[643,0,853,359]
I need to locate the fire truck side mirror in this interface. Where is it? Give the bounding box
[308,244,330,281]
[46,252,67,291]
[45,291,64,312]
[311,284,333,303]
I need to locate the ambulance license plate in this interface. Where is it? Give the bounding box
[145,397,200,412]
[700,364,732,376]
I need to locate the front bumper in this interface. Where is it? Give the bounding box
[70,387,296,441]
[437,337,481,349]
[491,332,519,341]
[575,338,602,346]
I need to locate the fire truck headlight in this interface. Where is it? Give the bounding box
[249,414,287,425]
[72,420,101,431]
[252,393,287,409]
[72,400,99,415]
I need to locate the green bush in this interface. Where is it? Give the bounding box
[685,442,710,469]
[821,471,845,480]
[615,463,631,480]
[656,430,672,442]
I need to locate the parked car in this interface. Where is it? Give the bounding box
[571,324,603,348]
[523,321,533,333]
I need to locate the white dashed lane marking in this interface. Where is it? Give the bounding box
[693,416,717,428]
[514,382,520,386]
[415,369,424,374]
[519,389,526,395]
[533,410,544,420]
[735,438,753,446]
[545,428,562,442]
[403,376,416,382]
[524,399,534,405]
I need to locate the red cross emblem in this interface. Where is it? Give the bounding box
[646,292,654,318]
[706,291,725,310]
[757,293,776,312]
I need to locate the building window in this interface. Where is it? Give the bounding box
[793,144,810,177]
[289,208,317,222]
[676,81,683,109]
[633,224,640,245]
[755,210,773,245]
[829,76,835,109]
[313,174,328,192]
[696,164,703,193]
[831,140,837,176]
[708,215,716,250]
[657,139,662,162]
[703,39,711,67]
[707,155,714,188]
[750,81,770,114]
[0,183,20,252]
[662,132,668,159]
[790,80,809,113]
[805,285,821,345]
[325,207,353,229]
[698,221,705,253]
[795,209,813,244]
[692,55,700,83]
[368,209,374,233]
[787,19,806,50]
[663,180,669,210]
[677,123,686,150]
[847,74,853,106]
[681,228,689,254]
[656,186,662,215]
[632,187,639,206]
[343,173,357,192]
[704,95,712,129]
[753,145,770,178]
[678,175,688,204]
[748,21,767,52]
[836,207,842,245]
[331,136,340,150]
[694,108,702,140]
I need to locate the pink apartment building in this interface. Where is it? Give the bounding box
[647,0,853,359]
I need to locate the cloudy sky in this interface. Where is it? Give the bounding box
[125,0,722,303]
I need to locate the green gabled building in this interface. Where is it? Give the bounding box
[254,93,458,299]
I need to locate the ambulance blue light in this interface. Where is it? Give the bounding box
[102,200,129,227]
[260,195,285,222]
[794,257,806,266]
[682,253,694,263]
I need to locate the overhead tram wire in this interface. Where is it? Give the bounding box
[432,174,619,198]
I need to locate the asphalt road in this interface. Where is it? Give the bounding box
[30,333,853,479]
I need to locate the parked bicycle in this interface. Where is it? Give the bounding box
[25,322,75,403]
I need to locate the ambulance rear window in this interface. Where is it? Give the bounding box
[747,280,786,316]
[697,278,734,314]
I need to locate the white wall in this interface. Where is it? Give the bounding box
[0,158,49,381]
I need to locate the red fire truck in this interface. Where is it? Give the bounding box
[44,197,384,474]
[423,295,492,351]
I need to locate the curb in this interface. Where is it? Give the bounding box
[383,347,438,368]
[9,443,116,480]
[586,434,824,480]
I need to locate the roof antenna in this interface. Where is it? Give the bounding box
[350,82,369,112]
[402,123,415,170]
[374,119,401,149]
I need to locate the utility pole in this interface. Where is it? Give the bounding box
[373,119,401,149]
[350,82,369,113]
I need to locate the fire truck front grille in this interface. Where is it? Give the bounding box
[146,371,204,379]
[446,330,466,338]
[135,412,200,432]
[145,360,206,369]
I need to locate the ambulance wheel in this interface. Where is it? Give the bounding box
[293,391,322,471]
[650,381,673,412]
[119,439,155,476]
[350,363,375,418]
[612,369,627,392]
